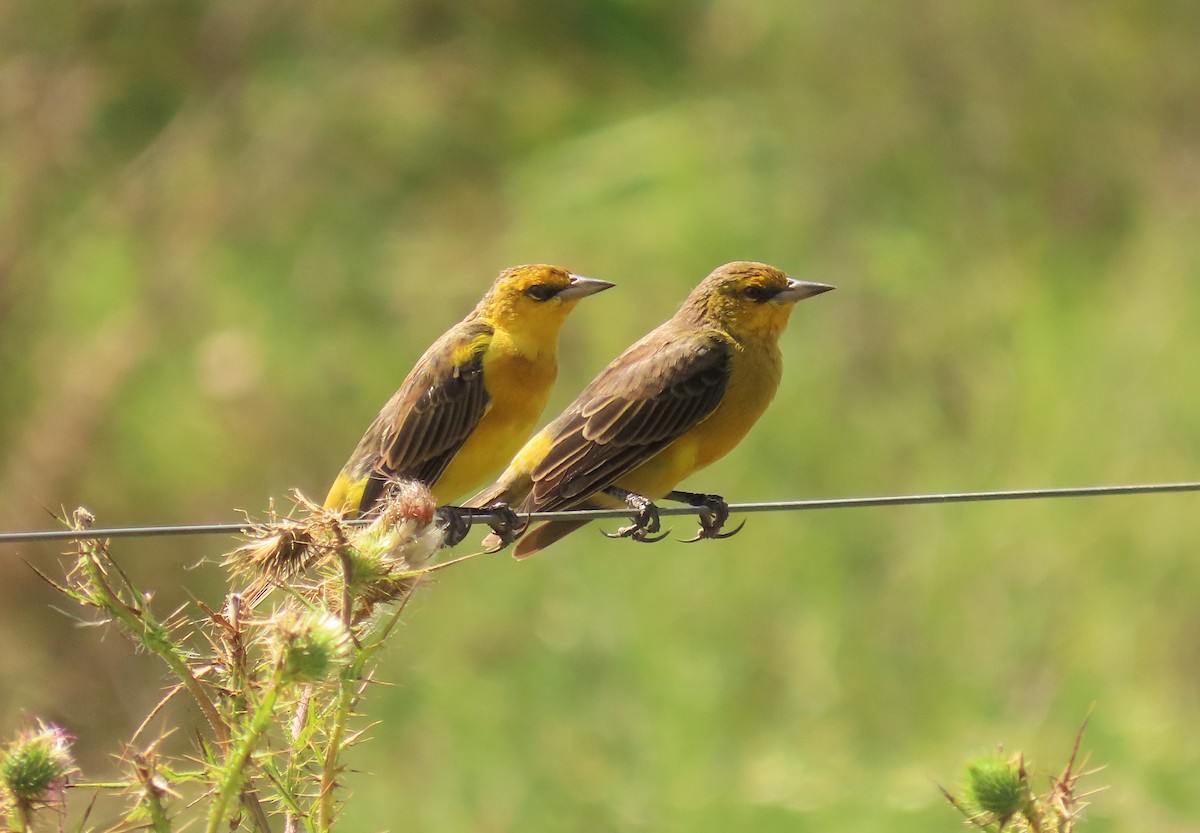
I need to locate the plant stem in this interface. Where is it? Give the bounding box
[143,786,172,833]
[314,577,423,830]
[10,802,30,833]
[205,663,284,833]
[316,533,363,832]
[283,685,313,833]
[317,674,356,833]
[80,544,228,746]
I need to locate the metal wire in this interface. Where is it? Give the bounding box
[1,481,1197,545]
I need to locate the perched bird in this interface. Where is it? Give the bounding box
[468,261,833,558]
[324,264,614,522]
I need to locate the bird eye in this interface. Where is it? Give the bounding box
[742,285,774,303]
[525,284,558,301]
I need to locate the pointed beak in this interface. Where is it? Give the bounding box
[556,274,616,300]
[776,278,835,303]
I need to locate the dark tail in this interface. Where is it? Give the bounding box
[465,480,508,509]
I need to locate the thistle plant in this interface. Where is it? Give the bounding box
[14,479,464,832]
[940,720,1103,832]
[4,484,1112,833]
[1,720,77,832]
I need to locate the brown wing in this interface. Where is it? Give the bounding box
[345,321,492,513]
[522,326,731,512]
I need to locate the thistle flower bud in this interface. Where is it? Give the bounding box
[275,611,353,683]
[964,752,1029,826]
[2,721,76,803]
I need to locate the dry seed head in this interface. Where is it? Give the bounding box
[338,480,441,617]
[377,478,437,526]
[227,523,319,583]
[70,507,95,530]
[225,492,345,589]
[355,479,441,567]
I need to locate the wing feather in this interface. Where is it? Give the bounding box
[521,327,731,512]
[346,322,493,514]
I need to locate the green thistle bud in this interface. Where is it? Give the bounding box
[275,611,353,683]
[964,753,1028,825]
[2,721,76,802]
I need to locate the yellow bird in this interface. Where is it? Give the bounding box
[468,261,833,558]
[324,264,614,522]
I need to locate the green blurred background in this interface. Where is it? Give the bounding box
[2,1,1199,830]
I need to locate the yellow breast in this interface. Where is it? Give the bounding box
[433,333,557,502]
[618,339,782,499]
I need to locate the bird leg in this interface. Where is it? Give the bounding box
[434,506,473,548]
[664,490,746,543]
[435,503,525,549]
[480,502,526,548]
[601,487,670,543]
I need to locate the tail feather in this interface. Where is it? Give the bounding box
[465,480,508,510]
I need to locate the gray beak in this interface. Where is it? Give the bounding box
[776,278,835,303]
[556,274,616,300]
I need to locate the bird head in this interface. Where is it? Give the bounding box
[482,264,614,333]
[685,261,834,342]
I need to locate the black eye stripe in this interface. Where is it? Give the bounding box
[525,284,559,301]
[742,285,775,303]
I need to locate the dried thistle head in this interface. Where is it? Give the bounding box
[228,523,319,585]
[354,478,441,567]
[70,507,95,531]
[225,493,347,607]
[230,482,442,619]
[333,479,442,617]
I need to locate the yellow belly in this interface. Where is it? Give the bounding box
[614,341,782,500]
[433,344,556,502]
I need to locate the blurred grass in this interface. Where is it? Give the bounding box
[2,0,1199,830]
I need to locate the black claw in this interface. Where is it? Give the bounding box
[602,524,672,543]
[711,518,747,539]
[680,518,746,543]
[676,494,744,543]
[484,503,525,548]
[600,492,671,543]
[634,526,672,543]
[434,506,472,548]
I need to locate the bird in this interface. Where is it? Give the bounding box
[467,261,833,558]
[323,264,614,533]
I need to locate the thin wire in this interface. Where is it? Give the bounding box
[1,481,1197,545]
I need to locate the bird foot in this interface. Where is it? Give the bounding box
[434,506,473,548]
[483,503,525,549]
[602,493,671,543]
[437,504,526,550]
[678,494,746,543]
